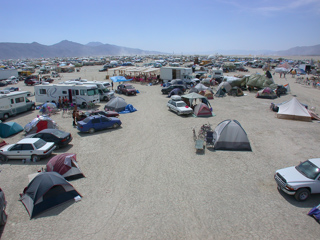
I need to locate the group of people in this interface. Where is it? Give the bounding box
[57,96,70,109]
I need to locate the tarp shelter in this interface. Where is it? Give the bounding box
[193,103,212,117]
[256,87,277,99]
[119,104,137,114]
[46,153,84,180]
[277,97,312,121]
[110,76,132,83]
[181,92,207,106]
[247,74,277,89]
[19,172,81,219]
[0,122,23,138]
[217,81,232,93]
[104,97,127,112]
[213,119,252,151]
[189,87,199,93]
[24,116,58,134]
[194,83,208,92]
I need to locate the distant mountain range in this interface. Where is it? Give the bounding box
[0,40,164,59]
[0,40,319,59]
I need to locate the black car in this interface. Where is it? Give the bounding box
[25,129,72,149]
[161,84,186,94]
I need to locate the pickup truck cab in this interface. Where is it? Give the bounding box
[274,158,320,201]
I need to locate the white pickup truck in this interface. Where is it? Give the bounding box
[274,158,320,201]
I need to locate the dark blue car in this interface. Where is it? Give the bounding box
[77,115,122,133]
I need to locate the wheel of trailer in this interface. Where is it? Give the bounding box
[0,154,8,163]
[294,188,310,201]
[82,102,87,108]
[112,123,119,129]
[31,155,39,162]
[89,128,95,134]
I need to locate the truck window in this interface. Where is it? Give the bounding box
[40,89,46,94]
[80,90,86,95]
[15,97,24,103]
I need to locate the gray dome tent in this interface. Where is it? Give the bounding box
[19,172,81,219]
[104,97,127,112]
[213,119,252,151]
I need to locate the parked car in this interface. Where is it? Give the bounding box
[25,129,72,150]
[167,96,193,115]
[274,158,320,201]
[83,110,119,119]
[6,76,19,84]
[117,84,137,96]
[77,115,122,133]
[161,84,186,94]
[42,78,54,83]
[0,138,56,162]
[4,86,19,92]
[238,66,249,72]
[24,78,39,86]
[0,81,8,87]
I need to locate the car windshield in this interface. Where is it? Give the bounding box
[176,102,187,107]
[33,139,47,149]
[295,160,320,179]
[126,85,134,89]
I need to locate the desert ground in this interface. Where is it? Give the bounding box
[1,63,320,240]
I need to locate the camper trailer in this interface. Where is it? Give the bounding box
[34,84,100,106]
[160,67,193,83]
[0,91,35,120]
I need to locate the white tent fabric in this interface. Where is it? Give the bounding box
[277,97,312,121]
[194,83,208,91]
[216,82,232,92]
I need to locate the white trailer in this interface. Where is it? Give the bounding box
[34,84,100,106]
[0,69,19,80]
[0,91,35,120]
[160,67,193,82]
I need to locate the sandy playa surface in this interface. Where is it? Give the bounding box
[1,64,320,240]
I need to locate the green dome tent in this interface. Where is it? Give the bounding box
[0,122,23,138]
[247,74,277,90]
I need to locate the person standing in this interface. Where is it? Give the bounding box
[58,96,62,109]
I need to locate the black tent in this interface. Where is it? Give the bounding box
[19,172,81,219]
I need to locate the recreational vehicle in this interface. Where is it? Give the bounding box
[34,84,100,106]
[63,81,113,101]
[0,91,35,120]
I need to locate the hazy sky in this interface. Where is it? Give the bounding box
[1,0,319,53]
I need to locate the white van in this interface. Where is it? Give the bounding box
[0,91,35,120]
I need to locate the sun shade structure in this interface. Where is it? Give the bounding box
[277,97,312,121]
[46,153,84,180]
[20,172,81,219]
[213,119,252,151]
[110,76,132,83]
[0,122,23,138]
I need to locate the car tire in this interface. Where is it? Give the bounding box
[112,123,119,128]
[294,188,310,201]
[31,155,39,162]
[3,113,9,120]
[125,92,128,96]
[89,128,95,133]
[103,97,108,101]
[0,154,8,163]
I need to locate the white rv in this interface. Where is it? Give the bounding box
[63,81,113,101]
[0,91,35,120]
[34,84,100,106]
